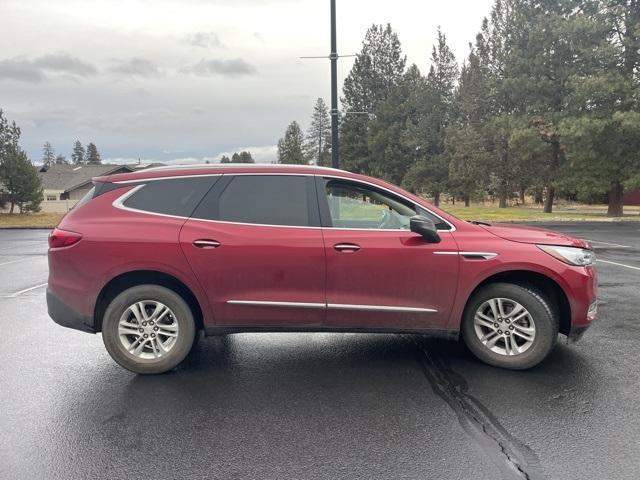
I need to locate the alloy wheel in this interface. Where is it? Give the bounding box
[117,300,180,359]
[473,297,536,356]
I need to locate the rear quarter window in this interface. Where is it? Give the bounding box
[73,186,96,209]
[122,176,218,217]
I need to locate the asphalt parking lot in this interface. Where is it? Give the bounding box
[0,223,639,480]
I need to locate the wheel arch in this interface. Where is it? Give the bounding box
[464,270,572,336]
[94,270,204,333]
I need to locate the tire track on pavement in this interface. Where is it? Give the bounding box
[406,336,546,480]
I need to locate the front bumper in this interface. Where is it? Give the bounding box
[567,299,598,344]
[47,288,96,333]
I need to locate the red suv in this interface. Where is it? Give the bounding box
[47,164,597,374]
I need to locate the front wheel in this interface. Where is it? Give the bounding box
[102,285,196,374]
[461,283,558,370]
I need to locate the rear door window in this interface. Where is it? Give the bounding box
[192,175,319,227]
[122,176,218,217]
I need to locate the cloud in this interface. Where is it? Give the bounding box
[186,32,225,49]
[0,53,96,82]
[33,53,97,76]
[0,58,45,82]
[214,144,277,163]
[180,58,257,77]
[108,58,163,77]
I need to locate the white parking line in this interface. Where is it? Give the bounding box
[582,239,632,248]
[8,282,48,298]
[0,257,36,267]
[597,259,640,271]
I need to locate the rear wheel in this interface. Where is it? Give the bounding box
[461,283,558,370]
[102,285,196,374]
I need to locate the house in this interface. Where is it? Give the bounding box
[38,164,135,213]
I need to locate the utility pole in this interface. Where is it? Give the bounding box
[330,0,339,169]
[300,1,354,168]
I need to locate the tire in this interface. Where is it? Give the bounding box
[102,285,196,374]
[461,282,558,370]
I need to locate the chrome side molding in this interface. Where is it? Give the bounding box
[433,251,498,260]
[327,304,437,313]
[226,300,326,309]
[226,300,437,313]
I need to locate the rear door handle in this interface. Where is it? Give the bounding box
[193,239,221,249]
[334,243,361,253]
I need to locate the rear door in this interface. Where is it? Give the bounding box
[180,174,326,328]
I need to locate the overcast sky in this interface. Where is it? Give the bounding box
[1,0,494,164]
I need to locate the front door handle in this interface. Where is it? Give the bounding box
[193,239,221,249]
[334,243,361,253]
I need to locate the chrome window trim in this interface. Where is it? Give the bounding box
[189,217,322,230]
[227,300,438,314]
[110,172,458,233]
[114,173,223,184]
[320,175,456,233]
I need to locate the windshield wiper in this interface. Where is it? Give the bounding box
[469,220,492,226]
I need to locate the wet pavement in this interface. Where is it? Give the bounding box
[0,223,639,480]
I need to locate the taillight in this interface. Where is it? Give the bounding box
[48,228,83,248]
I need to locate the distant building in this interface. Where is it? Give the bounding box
[37,164,134,212]
[623,189,640,206]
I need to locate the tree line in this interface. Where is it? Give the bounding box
[278,0,640,216]
[42,140,102,166]
[219,151,255,163]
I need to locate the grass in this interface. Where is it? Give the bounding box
[0,213,64,228]
[442,204,640,222]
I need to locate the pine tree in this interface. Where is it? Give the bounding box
[446,50,492,205]
[368,64,425,185]
[560,0,640,216]
[446,126,490,206]
[238,151,254,163]
[54,154,68,165]
[220,155,231,163]
[0,109,22,211]
[86,143,101,165]
[277,121,306,164]
[404,29,459,205]
[71,141,85,165]
[340,24,407,174]
[304,98,332,166]
[0,112,42,213]
[0,110,20,157]
[42,142,55,167]
[473,0,529,208]
[0,148,43,213]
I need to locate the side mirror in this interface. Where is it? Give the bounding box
[410,215,441,243]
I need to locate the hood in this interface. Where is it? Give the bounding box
[479,223,590,248]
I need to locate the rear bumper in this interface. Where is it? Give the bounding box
[47,288,95,333]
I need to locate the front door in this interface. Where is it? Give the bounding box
[180,174,326,328]
[317,177,459,330]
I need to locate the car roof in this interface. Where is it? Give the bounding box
[96,163,360,183]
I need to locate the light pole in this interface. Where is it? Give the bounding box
[330,0,339,169]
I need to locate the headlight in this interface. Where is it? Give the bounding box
[537,245,596,266]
